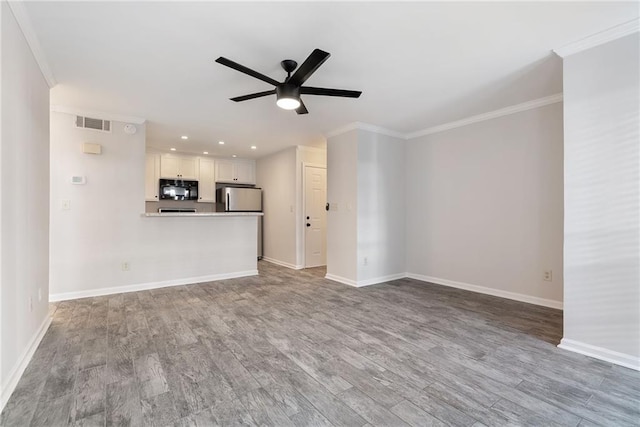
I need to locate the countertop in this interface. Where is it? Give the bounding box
[142,212,263,218]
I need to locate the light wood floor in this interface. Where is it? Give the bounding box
[2,262,639,426]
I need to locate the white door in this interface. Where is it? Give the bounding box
[304,166,327,267]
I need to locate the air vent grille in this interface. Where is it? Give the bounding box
[75,115,111,132]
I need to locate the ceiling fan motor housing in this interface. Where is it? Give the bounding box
[276,84,300,101]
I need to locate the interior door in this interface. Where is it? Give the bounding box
[304,165,327,268]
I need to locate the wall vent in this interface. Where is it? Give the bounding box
[75,115,111,132]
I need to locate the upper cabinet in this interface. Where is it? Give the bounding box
[146,152,256,203]
[160,154,199,179]
[215,159,255,185]
[198,158,215,203]
[145,153,160,201]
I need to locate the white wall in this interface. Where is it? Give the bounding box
[561,33,640,368]
[326,129,405,285]
[1,1,51,408]
[357,130,406,283]
[256,147,297,268]
[49,111,258,299]
[406,103,564,307]
[326,131,359,283]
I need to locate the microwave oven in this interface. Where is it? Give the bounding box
[159,179,198,200]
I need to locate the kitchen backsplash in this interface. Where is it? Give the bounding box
[145,200,215,213]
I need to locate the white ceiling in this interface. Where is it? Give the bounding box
[23,1,638,159]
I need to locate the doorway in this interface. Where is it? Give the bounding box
[303,164,327,268]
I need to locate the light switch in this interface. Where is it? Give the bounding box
[62,200,71,210]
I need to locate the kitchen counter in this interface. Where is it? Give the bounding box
[142,212,263,217]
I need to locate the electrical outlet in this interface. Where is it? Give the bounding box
[122,262,130,271]
[62,199,71,210]
[363,256,368,266]
[543,270,553,282]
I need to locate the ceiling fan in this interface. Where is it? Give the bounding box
[215,49,362,115]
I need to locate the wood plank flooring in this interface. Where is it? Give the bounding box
[2,262,639,426]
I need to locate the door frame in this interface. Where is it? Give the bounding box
[302,162,327,268]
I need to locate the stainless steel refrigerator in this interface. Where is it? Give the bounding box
[216,186,263,259]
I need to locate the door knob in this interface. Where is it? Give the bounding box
[306,223,311,227]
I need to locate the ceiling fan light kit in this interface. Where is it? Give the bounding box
[275,84,301,110]
[215,49,362,115]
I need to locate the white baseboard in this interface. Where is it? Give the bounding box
[50,270,259,302]
[325,273,358,287]
[559,338,640,371]
[357,273,407,287]
[1,315,52,411]
[406,273,563,310]
[261,257,303,270]
[325,272,406,288]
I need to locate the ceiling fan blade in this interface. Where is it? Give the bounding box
[287,49,330,87]
[230,90,276,102]
[216,57,280,86]
[296,100,309,115]
[300,86,362,98]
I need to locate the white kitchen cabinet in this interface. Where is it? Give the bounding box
[215,159,255,184]
[145,153,160,201]
[215,159,235,182]
[160,154,199,179]
[198,158,215,203]
[234,160,255,184]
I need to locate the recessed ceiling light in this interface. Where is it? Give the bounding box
[181,136,188,140]
[232,154,237,158]
[251,146,257,150]
[218,141,225,145]
[203,151,209,155]
[170,148,176,151]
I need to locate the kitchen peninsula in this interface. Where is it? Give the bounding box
[51,211,263,301]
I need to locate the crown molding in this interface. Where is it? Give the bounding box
[7,1,57,88]
[406,93,563,139]
[326,94,563,142]
[326,122,407,140]
[51,105,146,125]
[554,18,639,58]
[325,122,360,139]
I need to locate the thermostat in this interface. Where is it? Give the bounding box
[71,176,86,185]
